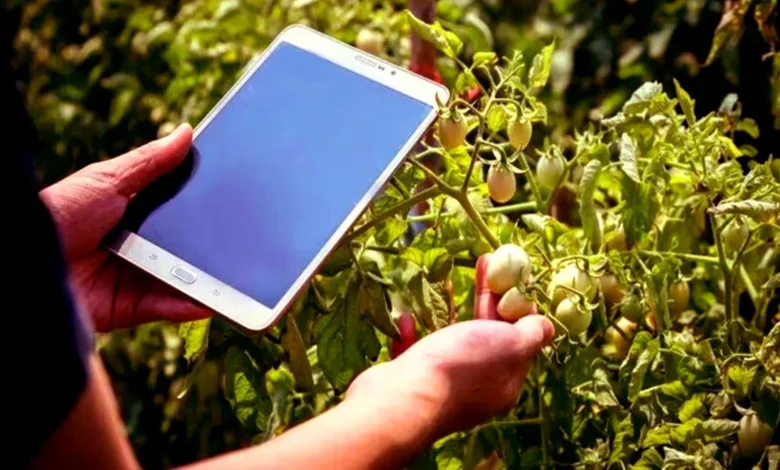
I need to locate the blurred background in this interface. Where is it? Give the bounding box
[3,0,777,468]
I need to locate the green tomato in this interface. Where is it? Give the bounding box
[486,244,531,294]
[668,281,690,319]
[536,154,565,190]
[738,412,773,457]
[355,28,385,56]
[554,298,592,337]
[599,274,624,307]
[619,290,646,323]
[606,225,627,252]
[508,119,532,150]
[487,164,517,203]
[438,115,468,149]
[548,264,595,308]
[497,287,535,321]
[604,316,637,359]
[722,217,749,252]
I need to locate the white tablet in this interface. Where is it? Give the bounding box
[108,25,449,331]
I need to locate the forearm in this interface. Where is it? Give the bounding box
[183,391,439,470]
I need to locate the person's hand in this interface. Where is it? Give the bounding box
[40,124,212,332]
[346,253,553,442]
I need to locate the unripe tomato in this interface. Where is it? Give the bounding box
[355,28,385,56]
[554,298,592,337]
[390,312,417,359]
[548,264,595,308]
[737,412,773,457]
[487,164,517,203]
[605,316,637,359]
[439,115,468,149]
[486,244,532,295]
[536,154,565,190]
[668,281,690,319]
[497,287,536,321]
[508,119,532,150]
[606,226,628,252]
[722,217,749,252]
[599,274,624,307]
[619,290,646,323]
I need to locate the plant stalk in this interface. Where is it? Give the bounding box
[345,185,441,243]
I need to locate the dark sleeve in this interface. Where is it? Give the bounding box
[4,35,94,464]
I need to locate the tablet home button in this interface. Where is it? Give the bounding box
[171,266,197,284]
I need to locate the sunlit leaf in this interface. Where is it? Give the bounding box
[528,40,555,88]
[673,79,696,127]
[179,318,210,363]
[619,133,641,183]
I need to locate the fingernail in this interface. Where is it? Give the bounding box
[540,317,554,343]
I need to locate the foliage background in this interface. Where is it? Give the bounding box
[4,0,779,468]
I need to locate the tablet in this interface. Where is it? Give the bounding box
[109,25,449,331]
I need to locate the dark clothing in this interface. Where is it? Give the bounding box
[3,14,93,465]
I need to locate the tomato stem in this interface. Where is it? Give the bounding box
[345,185,442,243]
[635,250,721,265]
[407,200,536,223]
[709,212,735,348]
[512,148,545,213]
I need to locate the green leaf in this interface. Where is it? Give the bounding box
[409,271,450,330]
[679,396,705,422]
[623,82,663,115]
[643,424,672,448]
[620,331,654,393]
[281,314,315,392]
[314,281,381,391]
[179,318,210,363]
[759,323,780,377]
[621,180,660,246]
[673,79,696,127]
[670,418,703,447]
[320,245,353,276]
[454,70,477,94]
[375,217,408,245]
[486,104,508,134]
[224,346,271,431]
[592,368,620,408]
[424,248,453,283]
[662,447,696,466]
[109,88,136,126]
[619,133,641,183]
[736,117,760,138]
[700,419,740,442]
[528,40,555,88]
[405,10,462,59]
[705,0,751,66]
[579,159,603,251]
[357,277,399,339]
[609,414,637,466]
[634,448,664,470]
[472,51,497,67]
[727,365,757,397]
[628,337,660,403]
[708,200,780,222]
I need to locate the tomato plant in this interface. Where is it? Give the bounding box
[11,0,780,468]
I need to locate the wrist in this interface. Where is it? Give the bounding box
[344,361,449,453]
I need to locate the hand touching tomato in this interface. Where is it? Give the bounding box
[348,253,553,440]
